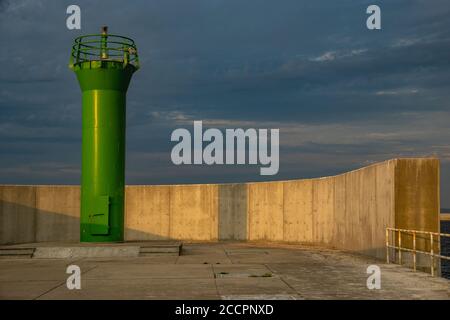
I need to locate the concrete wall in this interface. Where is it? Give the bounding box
[125,185,218,241]
[0,158,440,259]
[0,186,79,244]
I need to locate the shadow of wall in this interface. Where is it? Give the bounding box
[0,186,79,244]
[0,186,171,245]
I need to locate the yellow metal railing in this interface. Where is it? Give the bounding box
[386,227,450,276]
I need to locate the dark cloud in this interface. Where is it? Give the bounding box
[1,0,450,205]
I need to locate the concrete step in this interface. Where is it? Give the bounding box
[33,246,140,259]
[0,242,182,258]
[139,243,181,256]
[0,248,35,259]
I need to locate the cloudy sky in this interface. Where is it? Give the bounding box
[1,0,450,206]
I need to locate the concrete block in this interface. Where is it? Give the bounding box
[0,185,36,244]
[35,186,80,242]
[395,158,440,259]
[218,184,247,240]
[312,178,335,244]
[169,184,218,240]
[125,185,170,240]
[283,179,313,242]
[247,182,284,241]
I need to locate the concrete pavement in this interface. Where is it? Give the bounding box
[0,242,448,300]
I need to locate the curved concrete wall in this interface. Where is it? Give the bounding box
[0,158,440,259]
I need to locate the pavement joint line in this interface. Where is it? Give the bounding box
[79,264,99,276]
[264,263,305,299]
[81,277,217,280]
[32,280,67,300]
[174,252,181,264]
[69,257,85,265]
[211,263,221,299]
[33,264,99,300]
[222,244,237,265]
[222,244,233,264]
[0,280,64,283]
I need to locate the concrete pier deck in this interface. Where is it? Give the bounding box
[0,242,448,300]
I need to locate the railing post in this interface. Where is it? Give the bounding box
[413,231,416,272]
[76,42,81,64]
[430,233,434,277]
[385,227,450,276]
[386,228,389,264]
[101,26,108,60]
[123,46,129,67]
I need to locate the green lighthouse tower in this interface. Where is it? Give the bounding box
[69,27,139,242]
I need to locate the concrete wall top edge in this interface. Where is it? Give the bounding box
[0,157,438,188]
[0,185,79,187]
